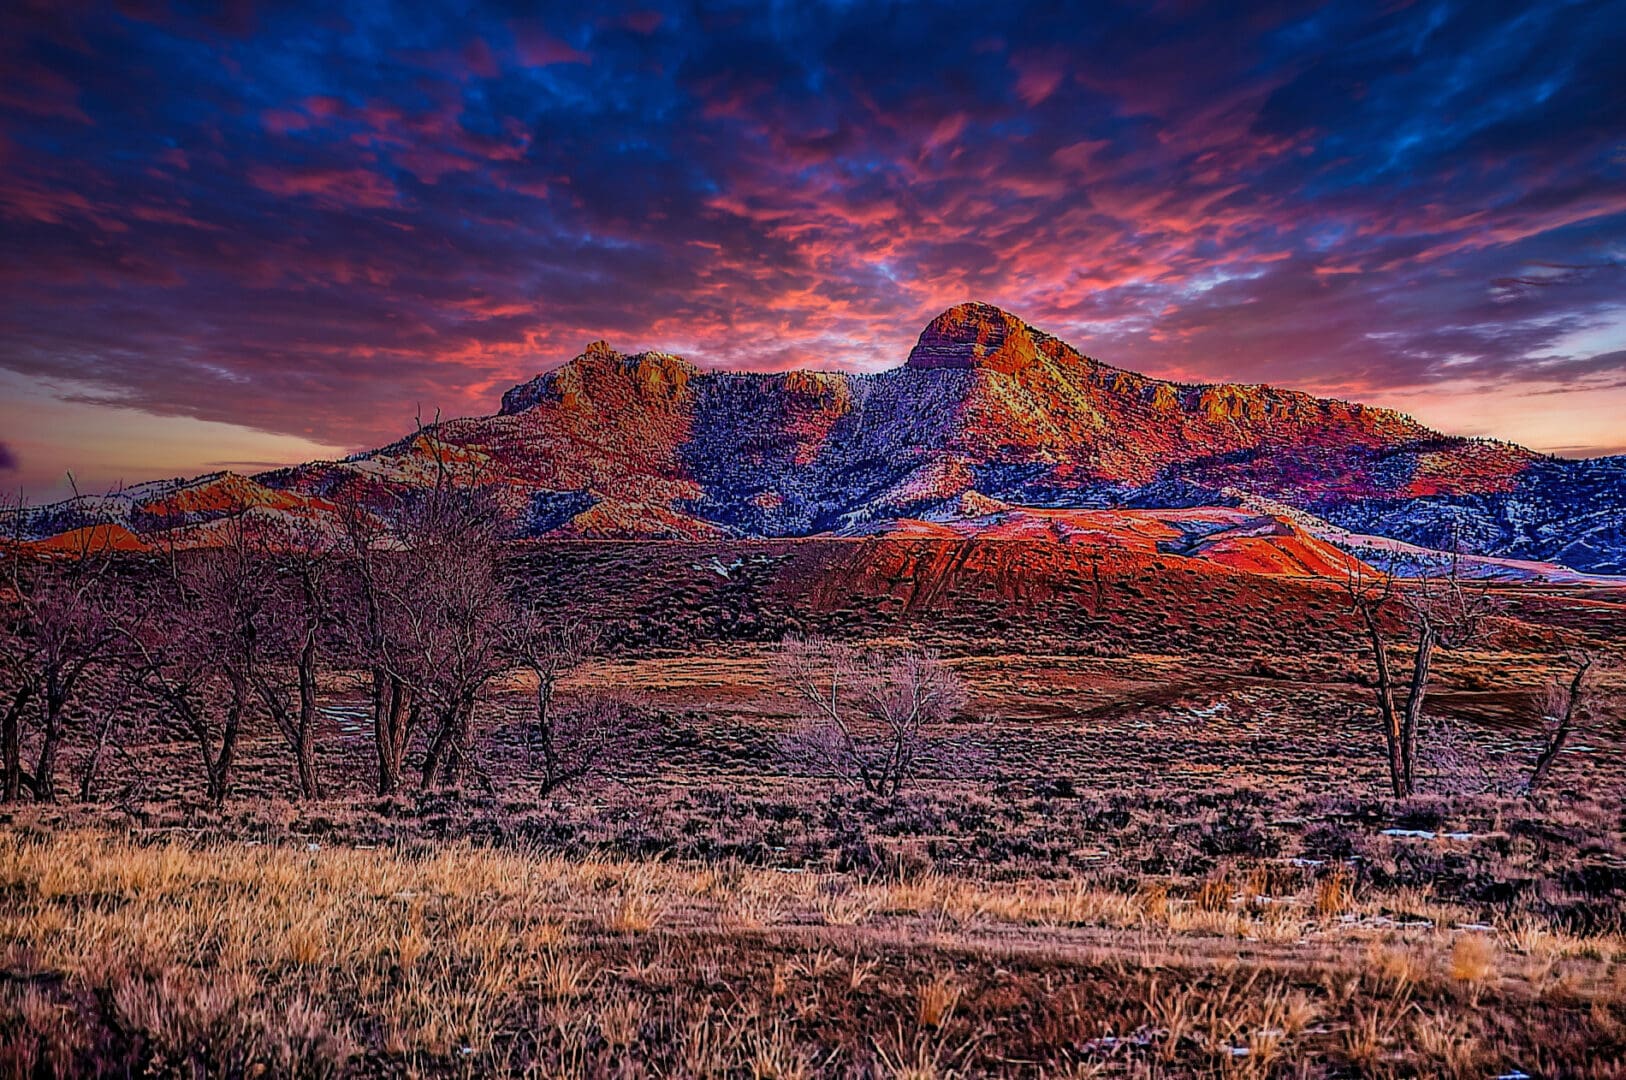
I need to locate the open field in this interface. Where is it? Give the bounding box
[5,636,1626,1075]
[6,829,1626,1078]
[22,632,1625,810]
[3,540,1624,1076]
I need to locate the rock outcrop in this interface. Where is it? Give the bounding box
[500,341,696,415]
[905,301,1045,375]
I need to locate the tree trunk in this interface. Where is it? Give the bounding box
[294,627,321,799]
[883,729,908,796]
[1399,626,1436,796]
[1529,658,1592,794]
[373,670,410,796]
[32,681,68,803]
[533,673,556,759]
[452,697,475,786]
[207,674,247,806]
[422,697,475,790]
[1,684,33,803]
[1358,606,1406,797]
[534,675,560,789]
[80,702,119,802]
[421,717,451,788]
[33,714,61,802]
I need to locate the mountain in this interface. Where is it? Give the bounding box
[14,302,1626,575]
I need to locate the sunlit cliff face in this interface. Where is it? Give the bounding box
[3,1,1624,499]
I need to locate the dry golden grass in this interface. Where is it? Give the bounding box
[1312,865,1355,918]
[2,830,1624,1076]
[913,971,959,1030]
[1450,933,1499,986]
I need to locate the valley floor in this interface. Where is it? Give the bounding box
[3,645,1625,1076]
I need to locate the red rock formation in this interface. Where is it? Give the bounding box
[21,301,1577,571]
[905,301,1044,375]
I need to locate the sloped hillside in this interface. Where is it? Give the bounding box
[12,302,1624,573]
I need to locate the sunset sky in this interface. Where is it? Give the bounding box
[3,0,1624,501]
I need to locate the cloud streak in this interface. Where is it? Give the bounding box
[0,0,1622,468]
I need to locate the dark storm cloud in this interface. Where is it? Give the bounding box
[0,0,1623,451]
[0,441,16,471]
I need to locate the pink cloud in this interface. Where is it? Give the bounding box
[1014,64,1065,107]
[0,60,91,124]
[511,22,590,68]
[623,11,664,35]
[261,108,311,135]
[247,164,399,209]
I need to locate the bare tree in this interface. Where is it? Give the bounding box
[404,532,506,791]
[76,678,136,802]
[1528,651,1618,794]
[1394,553,1498,793]
[0,485,124,802]
[530,689,652,796]
[504,607,599,753]
[129,514,267,806]
[245,523,334,800]
[388,416,507,791]
[1343,558,1406,796]
[773,635,967,795]
[1344,550,1498,797]
[122,580,240,806]
[333,485,417,796]
[112,505,340,806]
[332,415,508,795]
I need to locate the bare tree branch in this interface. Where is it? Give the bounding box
[773,636,967,796]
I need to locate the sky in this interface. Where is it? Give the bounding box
[2,0,1625,501]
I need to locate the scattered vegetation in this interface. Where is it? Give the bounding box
[773,635,968,796]
[3,470,1624,1075]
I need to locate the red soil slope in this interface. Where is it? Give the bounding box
[869,506,1369,579]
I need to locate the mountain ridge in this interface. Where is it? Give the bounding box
[13,302,1624,574]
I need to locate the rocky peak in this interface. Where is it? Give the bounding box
[500,341,698,415]
[905,302,1044,376]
